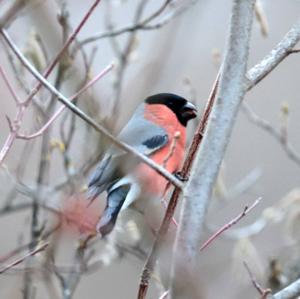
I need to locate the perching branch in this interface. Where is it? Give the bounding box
[137,72,220,299]
[1,29,183,189]
[137,13,300,299]
[170,1,255,298]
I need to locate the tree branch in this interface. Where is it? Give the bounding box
[1,29,183,189]
[244,261,272,298]
[136,72,220,299]
[0,0,30,27]
[136,13,300,299]
[247,262,300,299]
[241,103,300,166]
[246,19,300,90]
[170,1,255,298]
[75,0,193,52]
[0,0,103,165]
[199,198,261,252]
[271,277,300,299]
[0,242,49,274]
[17,63,114,140]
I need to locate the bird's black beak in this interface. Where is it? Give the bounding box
[182,102,197,119]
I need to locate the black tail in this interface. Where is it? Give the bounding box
[97,185,130,236]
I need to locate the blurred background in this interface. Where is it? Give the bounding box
[0,0,300,298]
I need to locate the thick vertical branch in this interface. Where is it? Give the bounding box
[170,1,255,298]
[137,18,300,298]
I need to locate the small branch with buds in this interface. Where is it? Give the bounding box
[0,0,103,165]
[242,103,300,166]
[199,197,261,251]
[17,63,114,140]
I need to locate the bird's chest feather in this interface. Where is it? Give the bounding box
[134,105,186,195]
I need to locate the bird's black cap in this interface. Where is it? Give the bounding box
[145,93,197,126]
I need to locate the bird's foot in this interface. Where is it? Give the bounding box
[173,171,189,182]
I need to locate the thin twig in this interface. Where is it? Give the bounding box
[0,0,29,27]
[75,0,183,52]
[287,48,300,54]
[1,29,183,189]
[158,290,169,299]
[62,236,92,299]
[0,66,22,103]
[0,0,103,165]
[199,198,261,251]
[254,0,268,37]
[17,63,114,140]
[242,103,300,166]
[244,261,272,299]
[0,65,26,163]
[162,131,180,168]
[109,0,147,117]
[0,243,49,274]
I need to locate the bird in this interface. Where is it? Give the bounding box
[87,93,197,237]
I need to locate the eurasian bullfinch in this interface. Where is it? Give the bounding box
[87,93,197,236]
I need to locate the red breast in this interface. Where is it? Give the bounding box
[134,104,186,196]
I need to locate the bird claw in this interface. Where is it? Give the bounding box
[174,171,188,182]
